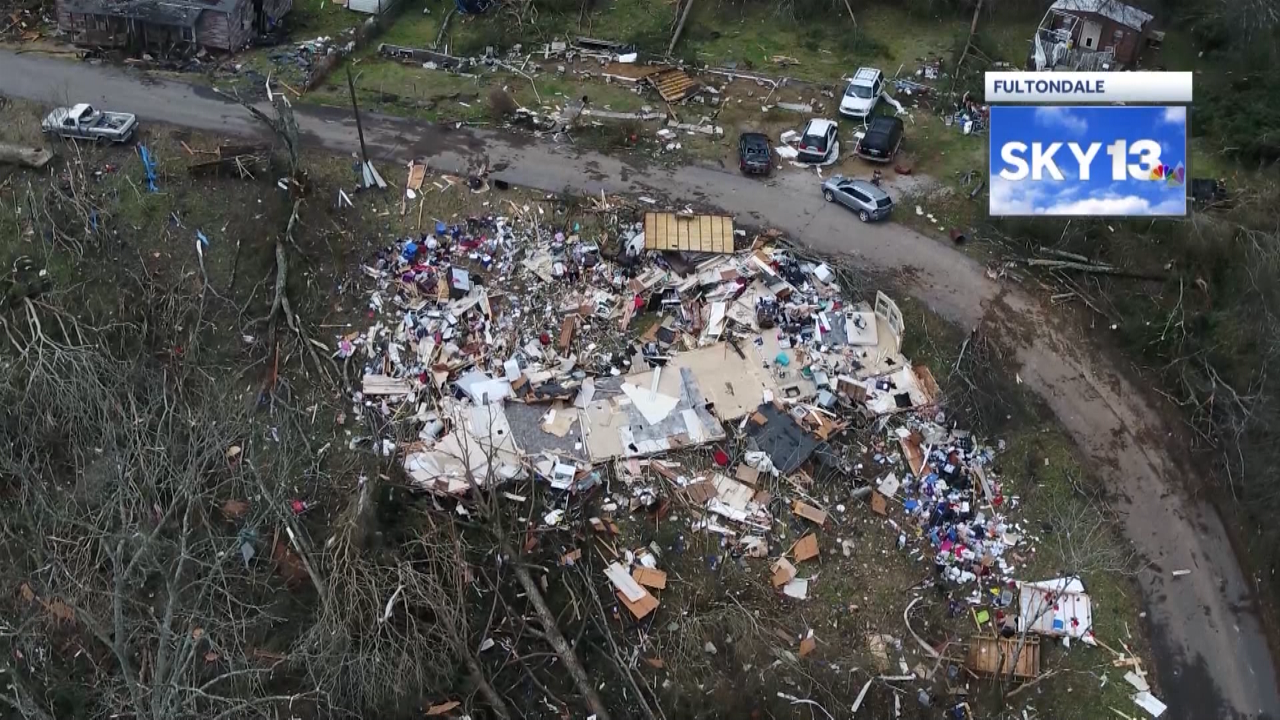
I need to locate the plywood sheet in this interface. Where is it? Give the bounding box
[967,634,1040,678]
[644,212,733,254]
[669,343,781,420]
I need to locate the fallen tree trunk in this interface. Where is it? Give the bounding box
[505,544,612,720]
[1024,258,1166,280]
[1037,246,1091,263]
[666,0,695,56]
[461,648,513,720]
[0,142,53,169]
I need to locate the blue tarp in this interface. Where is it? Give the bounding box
[138,144,158,193]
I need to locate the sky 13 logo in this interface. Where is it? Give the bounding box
[999,139,1170,182]
[988,105,1187,217]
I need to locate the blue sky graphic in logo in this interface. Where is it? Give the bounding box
[989,105,1187,217]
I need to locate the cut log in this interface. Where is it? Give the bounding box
[0,143,53,169]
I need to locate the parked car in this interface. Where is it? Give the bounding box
[41,104,137,143]
[738,132,772,175]
[796,119,839,165]
[821,176,893,222]
[854,116,904,163]
[839,67,884,120]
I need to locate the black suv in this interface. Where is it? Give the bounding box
[853,116,904,163]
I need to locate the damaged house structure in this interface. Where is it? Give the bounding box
[1029,0,1157,71]
[55,0,291,52]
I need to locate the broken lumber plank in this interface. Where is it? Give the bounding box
[362,374,413,395]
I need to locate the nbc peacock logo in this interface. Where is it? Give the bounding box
[1149,161,1185,188]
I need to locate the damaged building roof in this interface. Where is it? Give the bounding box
[744,402,826,475]
[1049,0,1153,30]
[61,0,238,24]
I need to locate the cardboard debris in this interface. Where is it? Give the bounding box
[771,558,797,587]
[791,533,819,562]
[632,567,668,590]
[792,500,828,526]
[735,464,761,485]
[425,700,462,715]
[869,491,888,515]
[799,633,817,657]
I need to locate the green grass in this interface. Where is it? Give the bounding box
[289,0,366,39]
[378,5,442,47]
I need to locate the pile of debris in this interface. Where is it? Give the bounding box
[336,190,1161,715]
[3,3,50,41]
[266,32,357,89]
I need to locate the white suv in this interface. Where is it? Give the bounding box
[839,67,883,120]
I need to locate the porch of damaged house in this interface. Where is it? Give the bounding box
[1028,0,1156,71]
[55,0,291,52]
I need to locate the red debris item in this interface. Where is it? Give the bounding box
[289,499,307,514]
[633,295,645,310]
[713,449,730,466]
[539,332,551,345]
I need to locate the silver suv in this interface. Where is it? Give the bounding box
[821,176,893,222]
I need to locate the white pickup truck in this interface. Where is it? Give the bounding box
[41,104,138,143]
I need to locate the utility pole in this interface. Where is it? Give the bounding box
[346,65,369,167]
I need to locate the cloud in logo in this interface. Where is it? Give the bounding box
[1033,106,1089,135]
[990,176,1184,216]
[1038,195,1184,216]
[1161,106,1186,125]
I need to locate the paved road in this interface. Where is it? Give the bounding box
[3,48,1276,720]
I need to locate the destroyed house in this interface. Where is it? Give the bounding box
[55,0,291,51]
[1029,0,1155,71]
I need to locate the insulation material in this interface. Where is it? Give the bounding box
[404,403,525,495]
[1018,576,1094,639]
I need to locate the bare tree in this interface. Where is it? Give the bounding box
[0,299,325,720]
